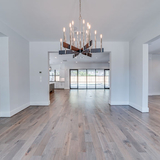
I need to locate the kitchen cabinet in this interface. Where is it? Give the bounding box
[55,81,65,89]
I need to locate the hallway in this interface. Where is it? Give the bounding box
[0,90,160,159]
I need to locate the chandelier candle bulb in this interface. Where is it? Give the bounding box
[60,38,62,50]
[83,20,85,48]
[69,23,72,49]
[63,27,66,42]
[95,30,97,48]
[86,30,88,43]
[88,25,91,45]
[100,34,103,52]
[87,22,89,28]
[72,21,74,45]
[79,31,81,48]
[77,32,79,48]
[73,38,75,46]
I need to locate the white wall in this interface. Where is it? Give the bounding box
[50,62,110,89]
[149,54,160,95]
[0,20,30,117]
[30,41,129,106]
[0,37,10,116]
[129,15,160,112]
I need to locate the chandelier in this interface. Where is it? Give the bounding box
[59,0,104,58]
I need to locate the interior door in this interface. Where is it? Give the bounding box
[70,69,78,89]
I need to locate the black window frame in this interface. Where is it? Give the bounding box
[70,69,110,89]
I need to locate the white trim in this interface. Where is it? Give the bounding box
[0,101,50,117]
[10,102,30,117]
[148,93,160,96]
[142,44,149,112]
[141,107,149,113]
[129,102,149,113]
[30,101,50,106]
[0,111,11,117]
[109,101,129,105]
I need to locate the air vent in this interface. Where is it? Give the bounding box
[63,60,67,62]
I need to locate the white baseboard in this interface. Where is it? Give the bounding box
[109,101,129,105]
[148,93,160,96]
[0,102,30,117]
[141,107,149,112]
[30,101,50,106]
[10,102,30,117]
[0,112,11,117]
[0,101,50,117]
[129,102,149,113]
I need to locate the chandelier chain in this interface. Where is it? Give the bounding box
[79,0,82,20]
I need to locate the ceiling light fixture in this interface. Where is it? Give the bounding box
[59,0,104,58]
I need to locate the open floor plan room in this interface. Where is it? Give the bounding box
[1,0,160,159]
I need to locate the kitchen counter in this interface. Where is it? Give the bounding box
[49,83,54,92]
[49,81,65,90]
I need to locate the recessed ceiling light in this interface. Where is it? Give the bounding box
[61,62,62,63]
[55,57,57,59]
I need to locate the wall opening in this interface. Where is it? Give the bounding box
[48,51,111,102]
[148,36,160,111]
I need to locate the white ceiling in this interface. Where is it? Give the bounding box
[0,0,160,41]
[49,52,110,65]
[149,38,160,54]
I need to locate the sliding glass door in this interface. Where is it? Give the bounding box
[105,69,110,89]
[87,70,96,89]
[78,70,87,89]
[70,69,110,89]
[70,70,78,89]
[96,70,104,89]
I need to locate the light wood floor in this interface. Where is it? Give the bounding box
[0,90,160,160]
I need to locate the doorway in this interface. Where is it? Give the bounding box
[148,37,160,107]
[70,69,110,89]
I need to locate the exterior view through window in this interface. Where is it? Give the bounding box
[49,70,60,82]
[70,69,110,89]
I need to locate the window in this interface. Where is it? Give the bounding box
[56,70,60,81]
[49,70,59,82]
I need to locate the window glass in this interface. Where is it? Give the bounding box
[49,70,59,82]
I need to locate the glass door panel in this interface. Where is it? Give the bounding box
[96,70,104,88]
[70,70,78,89]
[105,69,110,88]
[87,70,96,88]
[78,70,87,89]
